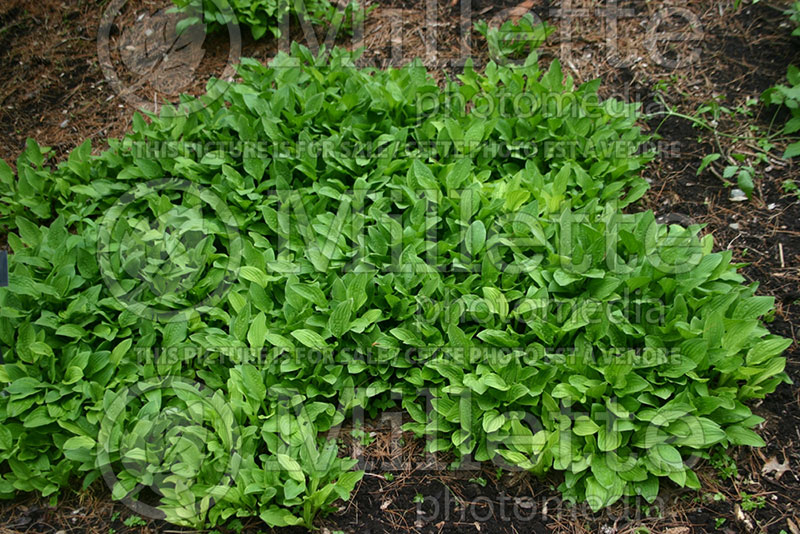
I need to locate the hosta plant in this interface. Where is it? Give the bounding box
[171,0,365,40]
[0,44,789,528]
[475,14,555,64]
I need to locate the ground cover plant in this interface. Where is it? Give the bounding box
[762,2,800,159]
[0,38,791,532]
[171,0,365,40]
[474,13,555,64]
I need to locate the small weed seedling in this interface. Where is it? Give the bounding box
[740,493,767,512]
[122,516,147,527]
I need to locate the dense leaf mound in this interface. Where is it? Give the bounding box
[0,45,790,527]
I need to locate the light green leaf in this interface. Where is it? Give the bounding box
[248,312,268,348]
[290,329,327,350]
[465,220,486,256]
[328,299,353,338]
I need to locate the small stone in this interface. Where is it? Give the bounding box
[730,188,748,202]
[729,223,740,230]
[59,119,69,128]
[768,203,777,210]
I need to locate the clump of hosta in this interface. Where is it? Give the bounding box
[0,44,788,526]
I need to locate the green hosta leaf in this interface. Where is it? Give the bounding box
[650,443,684,472]
[411,159,438,190]
[328,299,353,338]
[465,220,486,256]
[482,374,509,391]
[290,329,327,350]
[445,159,472,190]
[670,417,726,448]
[162,321,187,347]
[265,332,295,349]
[584,476,610,512]
[110,338,132,366]
[240,364,266,401]
[725,425,766,447]
[0,159,13,185]
[573,416,600,436]
[452,429,471,446]
[597,426,622,452]
[482,287,508,320]
[334,471,364,501]
[290,284,328,308]
[634,477,659,503]
[63,436,96,451]
[55,325,86,339]
[277,454,305,483]
[15,216,42,247]
[482,410,505,433]
[390,327,423,346]
[240,266,270,288]
[23,406,54,428]
[64,366,83,384]
[476,329,515,348]
[248,312,268,348]
[260,506,304,527]
[747,337,793,365]
[0,426,14,450]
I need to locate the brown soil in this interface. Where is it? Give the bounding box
[1,0,800,533]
